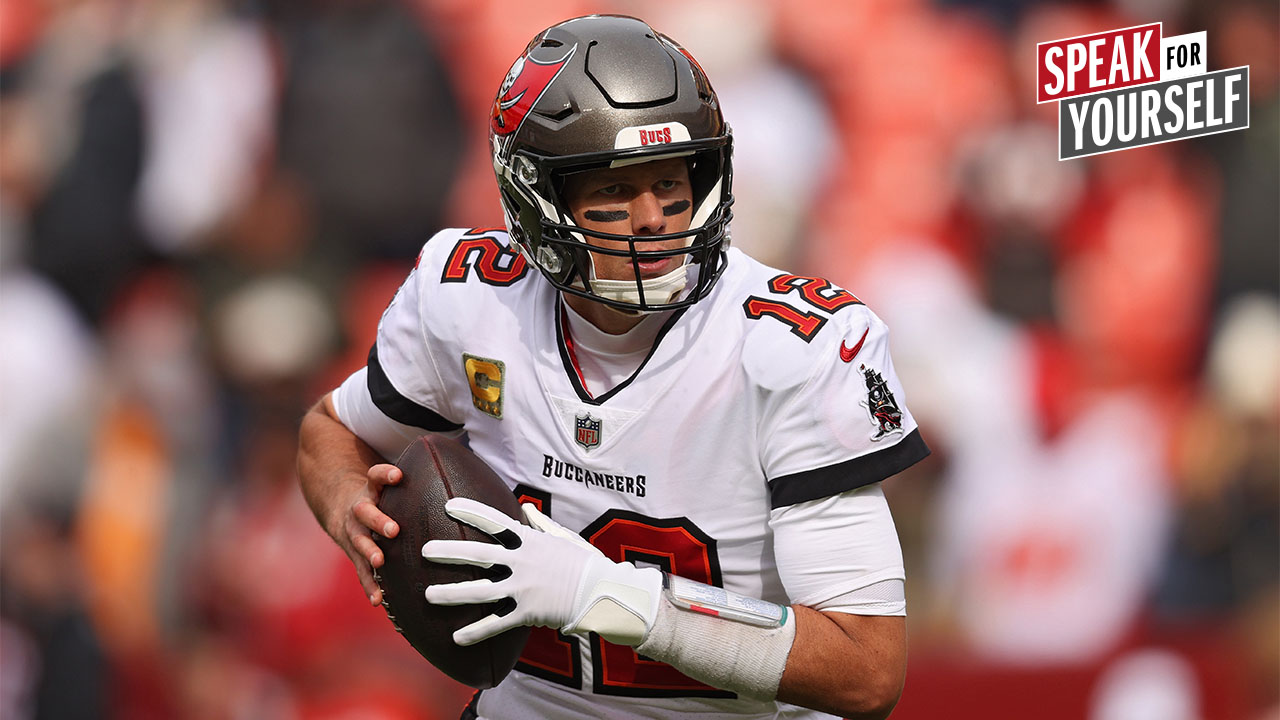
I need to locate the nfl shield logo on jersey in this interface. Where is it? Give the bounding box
[575,413,602,450]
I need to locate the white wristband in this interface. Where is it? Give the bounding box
[635,576,798,701]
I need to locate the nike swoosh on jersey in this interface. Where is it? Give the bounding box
[839,328,869,363]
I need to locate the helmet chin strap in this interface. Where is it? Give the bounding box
[587,261,689,309]
[559,212,698,310]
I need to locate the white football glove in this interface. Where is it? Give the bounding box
[422,497,663,647]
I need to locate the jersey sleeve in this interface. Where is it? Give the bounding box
[769,483,906,614]
[331,367,427,461]
[760,305,929,508]
[361,232,465,434]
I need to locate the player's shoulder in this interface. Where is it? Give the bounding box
[394,226,538,350]
[717,249,887,389]
[720,248,883,349]
[414,226,532,290]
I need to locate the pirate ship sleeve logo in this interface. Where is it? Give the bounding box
[859,364,904,441]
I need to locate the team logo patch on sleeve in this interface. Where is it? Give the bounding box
[574,413,602,450]
[859,364,904,441]
[463,354,506,419]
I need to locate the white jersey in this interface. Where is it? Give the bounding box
[333,228,929,720]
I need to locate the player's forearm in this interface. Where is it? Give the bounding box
[297,394,384,537]
[633,590,904,716]
[776,607,906,719]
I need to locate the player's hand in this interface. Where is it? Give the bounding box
[423,498,663,647]
[340,463,402,606]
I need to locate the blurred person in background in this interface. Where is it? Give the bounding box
[269,0,466,263]
[0,506,108,720]
[0,4,110,716]
[1193,0,1279,312]
[1156,294,1280,713]
[131,0,275,255]
[9,0,150,326]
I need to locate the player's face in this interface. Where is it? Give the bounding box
[560,158,695,282]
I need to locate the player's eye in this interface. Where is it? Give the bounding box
[656,179,680,191]
[597,184,623,196]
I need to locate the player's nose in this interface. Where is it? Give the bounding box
[629,192,667,237]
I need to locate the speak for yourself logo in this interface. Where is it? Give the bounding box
[1037,23,1250,159]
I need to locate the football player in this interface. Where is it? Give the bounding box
[298,14,929,720]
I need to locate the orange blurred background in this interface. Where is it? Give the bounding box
[0,0,1275,718]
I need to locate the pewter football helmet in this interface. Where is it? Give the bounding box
[490,15,734,311]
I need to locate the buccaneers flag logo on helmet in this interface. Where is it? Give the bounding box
[491,45,577,137]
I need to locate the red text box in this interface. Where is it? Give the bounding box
[1038,23,1162,103]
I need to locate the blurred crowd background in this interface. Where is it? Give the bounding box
[0,0,1275,718]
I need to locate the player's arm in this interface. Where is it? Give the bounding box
[297,392,403,606]
[298,233,463,605]
[766,486,909,717]
[757,307,920,717]
[778,609,904,719]
[629,481,909,718]
[299,364,462,605]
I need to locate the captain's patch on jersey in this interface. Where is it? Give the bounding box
[463,354,506,418]
[859,364,903,441]
[574,413,602,450]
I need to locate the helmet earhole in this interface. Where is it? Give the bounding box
[537,246,563,274]
[515,156,539,184]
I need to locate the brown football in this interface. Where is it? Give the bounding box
[373,434,530,689]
